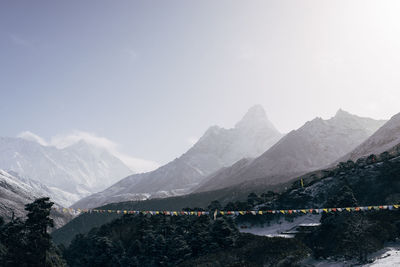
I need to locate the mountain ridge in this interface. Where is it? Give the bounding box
[339,112,400,162]
[195,109,387,192]
[72,105,284,209]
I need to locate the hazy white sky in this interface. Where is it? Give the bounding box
[1,0,400,170]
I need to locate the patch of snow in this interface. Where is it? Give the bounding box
[365,242,400,266]
[239,214,321,237]
[299,223,321,227]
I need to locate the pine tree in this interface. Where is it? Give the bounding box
[167,233,191,264]
[210,218,236,249]
[153,234,168,266]
[2,218,27,267]
[24,197,55,266]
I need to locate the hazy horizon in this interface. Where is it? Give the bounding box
[1,0,400,170]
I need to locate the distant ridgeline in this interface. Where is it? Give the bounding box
[55,143,400,216]
[53,144,400,247]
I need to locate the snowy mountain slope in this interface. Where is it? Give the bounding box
[72,105,284,209]
[340,112,400,161]
[0,138,133,206]
[0,169,72,228]
[0,169,43,219]
[4,170,75,208]
[195,110,386,192]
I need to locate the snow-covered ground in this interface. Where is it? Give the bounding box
[240,215,400,266]
[365,242,400,266]
[302,243,400,266]
[301,242,400,266]
[238,214,321,238]
[302,258,357,266]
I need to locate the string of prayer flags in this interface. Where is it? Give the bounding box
[52,203,400,217]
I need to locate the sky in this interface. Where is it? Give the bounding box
[1,0,400,171]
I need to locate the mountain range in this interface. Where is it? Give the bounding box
[72,108,387,210]
[1,106,394,215]
[72,105,284,209]
[195,109,387,192]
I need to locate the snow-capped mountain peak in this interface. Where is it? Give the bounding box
[0,137,133,206]
[235,105,278,132]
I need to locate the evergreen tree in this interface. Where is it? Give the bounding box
[167,233,191,264]
[90,236,117,267]
[0,198,65,267]
[210,218,236,249]
[25,197,55,267]
[2,218,27,267]
[153,235,167,266]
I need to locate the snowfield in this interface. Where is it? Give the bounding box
[238,214,321,238]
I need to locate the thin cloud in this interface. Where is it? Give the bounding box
[17,130,159,173]
[17,131,48,146]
